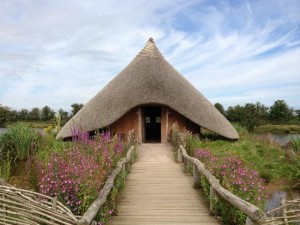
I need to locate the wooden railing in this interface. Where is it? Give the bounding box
[177,145,266,225]
[77,145,135,225]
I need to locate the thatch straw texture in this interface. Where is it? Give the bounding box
[57,38,239,140]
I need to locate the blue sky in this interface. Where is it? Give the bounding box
[0,0,299,111]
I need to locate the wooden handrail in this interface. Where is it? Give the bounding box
[178,145,265,225]
[77,146,135,225]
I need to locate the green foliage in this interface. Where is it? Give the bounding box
[41,105,55,121]
[0,104,11,127]
[255,124,300,134]
[18,109,30,121]
[0,154,11,181]
[29,107,41,121]
[232,123,249,136]
[185,134,201,156]
[296,110,300,121]
[71,103,84,116]
[269,100,293,124]
[97,170,127,224]
[214,199,246,225]
[286,157,300,187]
[214,102,225,115]
[58,108,69,125]
[0,123,39,161]
[291,136,300,152]
[227,102,269,131]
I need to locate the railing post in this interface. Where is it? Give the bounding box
[183,158,189,173]
[130,148,135,164]
[122,164,126,184]
[177,148,182,163]
[245,216,260,225]
[281,198,288,225]
[209,186,217,214]
[125,161,131,172]
[192,164,200,189]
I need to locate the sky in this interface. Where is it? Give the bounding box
[0,0,299,111]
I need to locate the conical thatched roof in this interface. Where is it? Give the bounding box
[57,38,239,139]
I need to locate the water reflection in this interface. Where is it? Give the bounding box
[265,190,300,216]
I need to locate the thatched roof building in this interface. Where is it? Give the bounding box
[57,38,239,141]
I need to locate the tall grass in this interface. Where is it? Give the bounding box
[291,136,300,152]
[0,123,39,161]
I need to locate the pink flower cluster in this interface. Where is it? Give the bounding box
[38,131,125,215]
[195,149,267,205]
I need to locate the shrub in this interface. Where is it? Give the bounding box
[37,131,127,216]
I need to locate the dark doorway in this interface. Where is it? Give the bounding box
[144,106,161,142]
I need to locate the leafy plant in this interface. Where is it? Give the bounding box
[290,136,300,152]
[0,123,39,161]
[0,153,11,181]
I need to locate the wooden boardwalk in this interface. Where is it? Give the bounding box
[111,143,219,225]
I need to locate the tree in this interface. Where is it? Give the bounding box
[41,106,55,121]
[0,104,10,126]
[269,100,293,123]
[29,107,41,121]
[58,108,69,120]
[7,110,18,122]
[71,103,84,116]
[18,109,30,121]
[226,102,269,131]
[295,109,300,121]
[214,103,225,116]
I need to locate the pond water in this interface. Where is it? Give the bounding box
[0,128,7,135]
[261,133,300,217]
[265,190,300,216]
[258,133,300,146]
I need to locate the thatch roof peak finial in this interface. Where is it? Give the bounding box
[148,37,154,43]
[138,37,162,58]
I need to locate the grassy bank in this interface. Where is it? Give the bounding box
[254,124,300,134]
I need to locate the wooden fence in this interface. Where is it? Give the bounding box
[177,145,300,225]
[0,182,79,225]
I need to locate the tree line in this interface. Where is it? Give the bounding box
[0,103,84,127]
[215,100,300,131]
[1,100,299,131]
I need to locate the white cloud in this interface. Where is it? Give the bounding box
[0,0,299,111]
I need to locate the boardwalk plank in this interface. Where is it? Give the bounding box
[111,144,219,225]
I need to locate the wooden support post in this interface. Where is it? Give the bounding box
[177,148,182,163]
[246,217,254,225]
[209,186,217,214]
[1,193,6,219]
[281,198,288,225]
[192,164,200,189]
[183,158,188,173]
[122,164,126,184]
[125,161,131,173]
[130,150,135,164]
[52,196,57,209]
